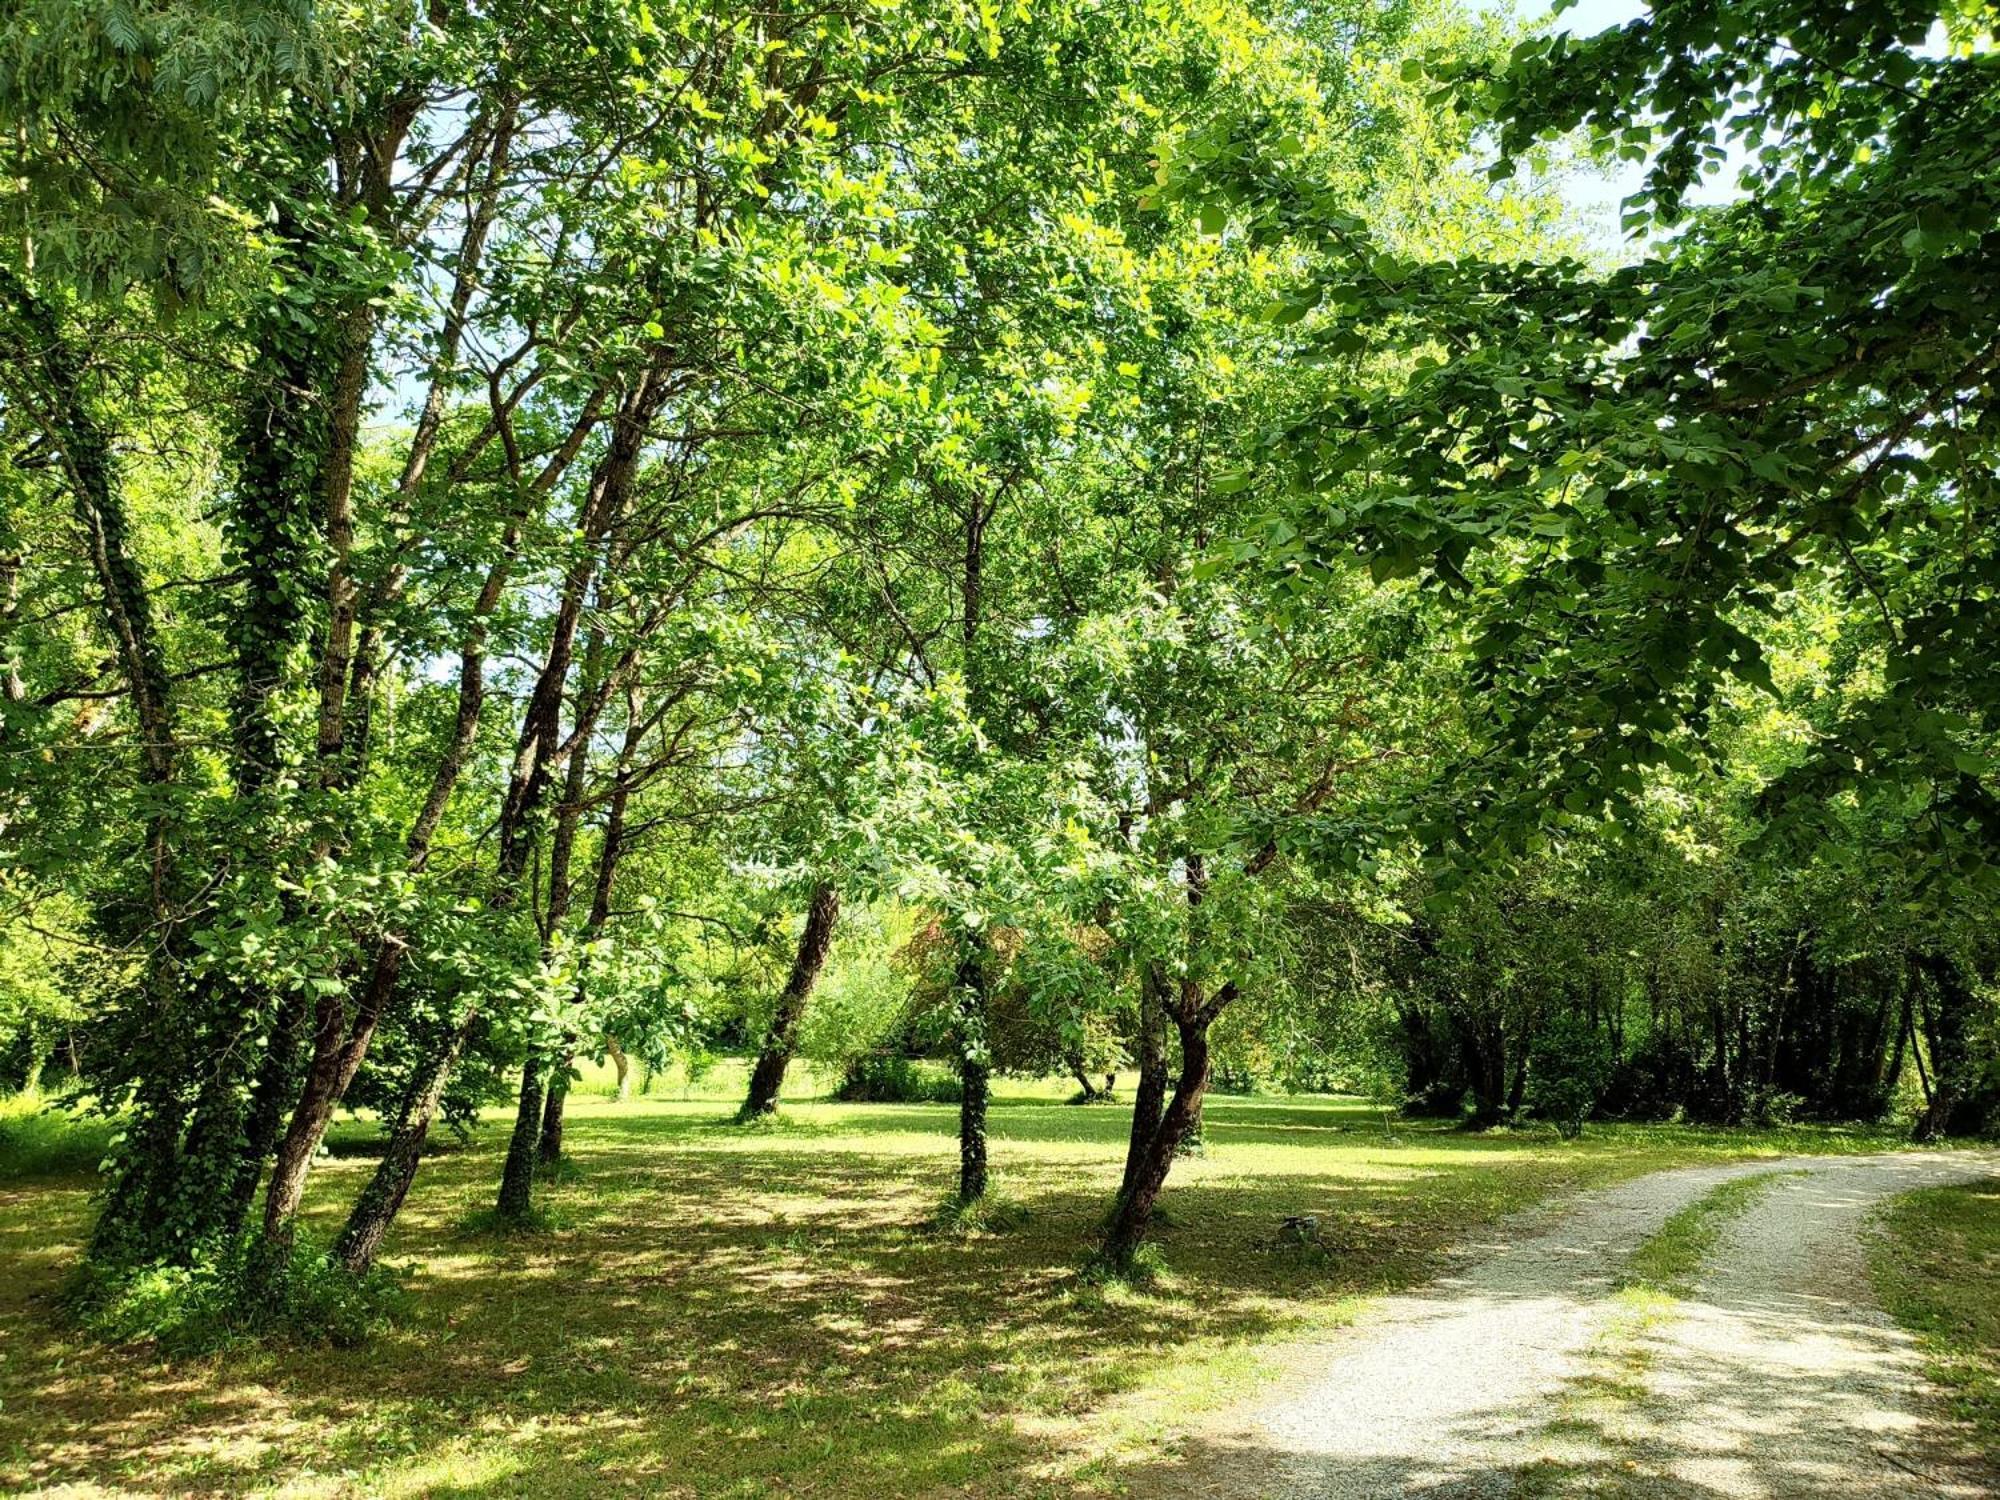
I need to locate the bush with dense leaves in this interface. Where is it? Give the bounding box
[1525,1014,1615,1140]
[833,1054,962,1104]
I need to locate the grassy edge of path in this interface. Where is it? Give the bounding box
[1869,1176,2000,1466]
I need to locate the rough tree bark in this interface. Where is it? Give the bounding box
[740,883,842,1119]
[1120,964,1170,1201]
[1099,983,1234,1270]
[952,485,993,1203]
[955,942,991,1204]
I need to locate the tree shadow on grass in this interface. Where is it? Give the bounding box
[0,1101,1915,1497]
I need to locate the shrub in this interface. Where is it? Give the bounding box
[833,1054,962,1104]
[69,1234,407,1355]
[1742,1086,1807,1128]
[1208,1058,1262,1096]
[1525,1014,1615,1140]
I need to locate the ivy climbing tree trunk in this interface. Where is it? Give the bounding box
[954,944,991,1203]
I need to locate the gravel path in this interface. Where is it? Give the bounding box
[1135,1150,2000,1499]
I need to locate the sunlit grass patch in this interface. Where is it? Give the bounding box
[0,1094,113,1183]
[0,1081,1933,1497]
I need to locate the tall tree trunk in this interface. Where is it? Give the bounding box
[955,942,990,1204]
[951,484,994,1203]
[532,692,645,1174]
[1882,979,1914,1108]
[342,386,644,1252]
[607,1037,631,1100]
[1,273,196,1264]
[261,488,527,1247]
[741,883,841,1118]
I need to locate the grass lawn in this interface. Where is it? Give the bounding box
[1871,1177,2000,1463]
[0,1068,1913,1499]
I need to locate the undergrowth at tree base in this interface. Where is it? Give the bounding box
[64,1235,408,1356]
[928,1188,1028,1236]
[1077,1240,1168,1290]
[458,1202,573,1237]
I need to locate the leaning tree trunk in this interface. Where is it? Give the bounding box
[741,883,842,1119]
[1174,1094,1206,1157]
[1100,999,1220,1271]
[607,1037,632,1100]
[537,1044,574,1166]
[335,1011,475,1274]
[264,942,399,1242]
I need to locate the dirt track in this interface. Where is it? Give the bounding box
[1131,1151,2000,1499]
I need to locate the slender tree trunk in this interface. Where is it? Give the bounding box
[608,1037,631,1100]
[264,942,399,1240]
[955,942,990,1203]
[1882,980,1913,1106]
[1121,965,1170,1200]
[951,485,994,1204]
[531,696,643,1174]
[537,1047,574,1166]
[260,501,520,1246]
[1913,953,1973,1141]
[330,203,651,1271]
[741,883,841,1118]
[335,1009,475,1274]
[1174,981,1207,1155]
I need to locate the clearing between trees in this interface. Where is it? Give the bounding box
[1,1074,1987,1499]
